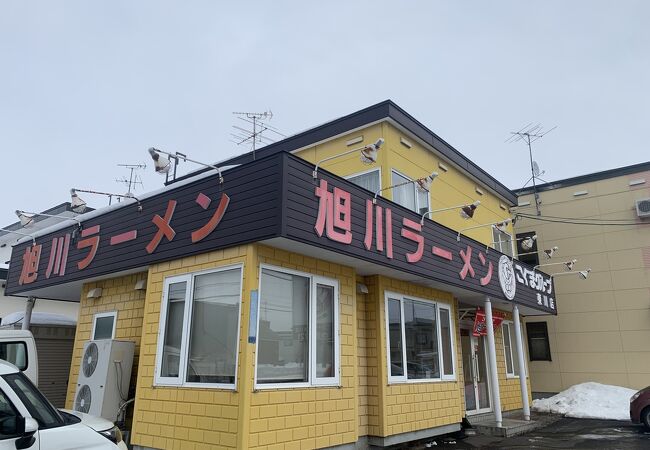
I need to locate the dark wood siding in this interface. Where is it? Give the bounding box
[282,153,555,314]
[5,155,284,295]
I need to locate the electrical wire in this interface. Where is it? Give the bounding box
[515,213,648,226]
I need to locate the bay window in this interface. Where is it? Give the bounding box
[155,265,243,388]
[386,293,455,382]
[256,266,340,387]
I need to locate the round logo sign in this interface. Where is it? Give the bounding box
[498,255,516,300]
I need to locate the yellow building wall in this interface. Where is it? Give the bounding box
[247,245,358,450]
[131,246,249,450]
[494,312,533,412]
[367,275,465,438]
[65,272,148,418]
[295,121,514,247]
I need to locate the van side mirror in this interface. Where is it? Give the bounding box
[15,417,38,450]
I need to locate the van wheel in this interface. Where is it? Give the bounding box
[642,407,650,430]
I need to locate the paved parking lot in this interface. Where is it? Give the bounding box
[415,417,650,449]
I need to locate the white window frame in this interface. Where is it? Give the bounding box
[344,167,382,193]
[154,264,244,389]
[502,321,520,378]
[384,291,456,384]
[254,264,340,389]
[492,226,515,257]
[390,169,430,214]
[437,304,456,381]
[91,311,117,340]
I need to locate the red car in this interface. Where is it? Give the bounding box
[630,386,650,429]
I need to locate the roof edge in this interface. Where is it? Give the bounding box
[515,160,650,195]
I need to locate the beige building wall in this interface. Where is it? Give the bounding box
[516,168,650,392]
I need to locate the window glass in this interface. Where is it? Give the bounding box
[4,373,63,430]
[404,300,439,379]
[257,269,310,384]
[315,284,335,378]
[417,188,430,216]
[160,281,187,378]
[503,323,514,374]
[93,315,115,340]
[387,298,404,377]
[439,308,454,376]
[0,342,27,371]
[516,231,539,266]
[392,171,416,211]
[0,389,19,439]
[186,269,241,384]
[527,321,552,361]
[347,170,380,193]
[493,227,513,257]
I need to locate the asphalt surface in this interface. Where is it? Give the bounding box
[412,417,650,449]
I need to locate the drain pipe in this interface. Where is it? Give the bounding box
[484,297,502,427]
[21,297,36,331]
[513,305,531,420]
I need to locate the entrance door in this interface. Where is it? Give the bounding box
[461,329,491,414]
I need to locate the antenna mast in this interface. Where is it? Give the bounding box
[507,124,556,216]
[116,163,146,196]
[231,110,285,160]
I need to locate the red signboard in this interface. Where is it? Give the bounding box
[472,307,504,337]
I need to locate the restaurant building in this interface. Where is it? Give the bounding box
[5,101,556,449]
[515,162,650,394]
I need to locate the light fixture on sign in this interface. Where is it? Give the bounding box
[420,201,481,225]
[373,171,439,204]
[0,228,36,246]
[520,234,537,251]
[551,268,591,280]
[415,171,439,192]
[544,246,559,259]
[312,138,385,179]
[535,259,577,271]
[71,188,142,212]
[15,211,35,227]
[148,147,224,184]
[70,189,87,213]
[456,218,512,242]
[16,210,82,228]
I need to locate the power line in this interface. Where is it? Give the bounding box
[515,213,647,226]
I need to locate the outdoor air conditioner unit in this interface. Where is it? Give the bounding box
[73,340,135,421]
[635,198,650,218]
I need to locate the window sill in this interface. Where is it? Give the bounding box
[153,381,237,390]
[254,382,341,390]
[388,377,456,385]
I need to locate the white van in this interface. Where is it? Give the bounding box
[0,330,37,386]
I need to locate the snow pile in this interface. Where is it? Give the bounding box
[1,311,77,327]
[532,382,636,421]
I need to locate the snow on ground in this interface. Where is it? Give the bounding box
[532,382,636,421]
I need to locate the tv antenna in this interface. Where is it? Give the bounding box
[506,123,556,216]
[116,163,146,196]
[231,110,286,160]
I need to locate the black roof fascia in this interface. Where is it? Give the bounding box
[515,160,650,195]
[168,100,517,205]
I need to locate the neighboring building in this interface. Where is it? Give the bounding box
[0,203,80,322]
[515,162,650,394]
[5,101,557,449]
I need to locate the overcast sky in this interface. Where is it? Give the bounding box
[1,1,648,227]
